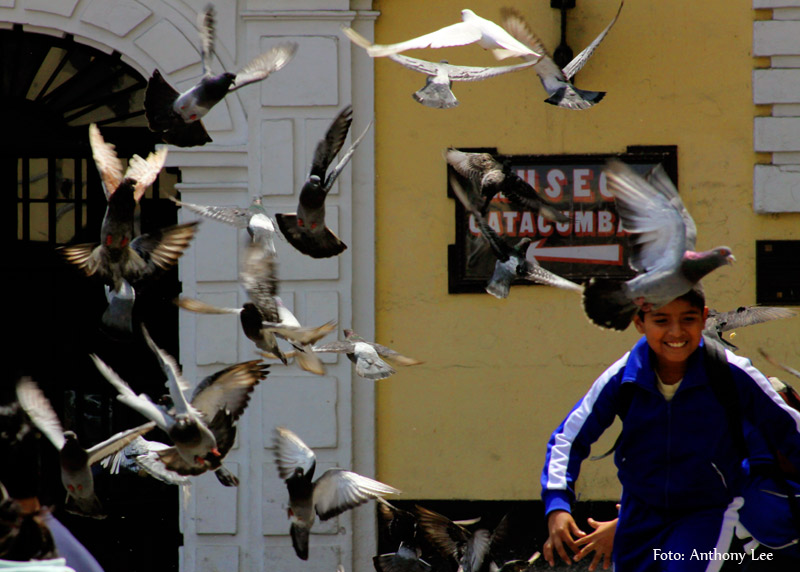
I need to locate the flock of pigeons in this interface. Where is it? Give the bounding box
[5,2,800,571]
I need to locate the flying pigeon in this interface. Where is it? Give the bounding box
[343,28,536,109]
[15,378,155,519]
[92,326,267,476]
[100,435,191,486]
[582,160,734,330]
[704,306,797,350]
[449,173,582,298]
[275,105,372,258]
[415,505,492,572]
[374,500,433,572]
[60,125,198,332]
[500,2,624,109]
[446,148,569,221]
[342,10,542,61]
[145,5,297,147]
[313,329,423,380]
[272,426,400,560]
[169,195,278,256]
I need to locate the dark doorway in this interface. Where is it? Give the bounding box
[3,27,181,572]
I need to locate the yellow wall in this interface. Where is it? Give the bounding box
[372,0,800,500]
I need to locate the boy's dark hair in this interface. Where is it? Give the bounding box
[637,283,706,320]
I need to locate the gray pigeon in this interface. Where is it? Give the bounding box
[275,105,372,258]
[313,329,423,380]
[342,10,542,61]
[273,426,400,560]
[704,306,797,350]
[343,28,536,109]
[60,125,197,333]
[100,435,191,486]
[415,505,491,572]
[500,2,624,109]
[170,195,278,256]
[374,500,433,572]
[145,5,297,147]
[450,173,582,298]
[15,378,155,519]
[582,160,734,330]
[446,148,569,221]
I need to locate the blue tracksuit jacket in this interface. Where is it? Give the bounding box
[541,336,800,527]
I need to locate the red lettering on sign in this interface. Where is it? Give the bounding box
[503,211,518,236]
[598,172,614,201]
[537,214,554,237]
[597,211,615,236]
[519,211,535,236]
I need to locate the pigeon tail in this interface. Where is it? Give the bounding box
[485,260,516,299]
[65,493,107,520]
[275,214,347,258]
[412,79,459,109]
[101,282,136,335]
[544,85,606,110]
[214,466,239,487]
[290,523,310,560]
[582,277,638,330]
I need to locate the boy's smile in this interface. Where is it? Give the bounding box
[633,298,709,383]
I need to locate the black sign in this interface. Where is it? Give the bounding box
[448,145,678,294]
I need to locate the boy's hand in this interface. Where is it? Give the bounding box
[543,510,586,566]
[574,513,618,571]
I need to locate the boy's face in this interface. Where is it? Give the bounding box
[633,298,709,367]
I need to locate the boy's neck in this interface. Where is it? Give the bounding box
[654,361,686,385]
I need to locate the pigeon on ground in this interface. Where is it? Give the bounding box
[272,426,400,560]
[446,148,569,221]
[582,161,734,330]
[703,306,796,350]
[449,173,582,298]
[313,329,423,380]
[500,2,624,109]
[15,378,155,519]
[170,195,278,256]
[92,326,267,476]
[342,10,542,61]
[145,5,297,147]
[60,125,197,332]
[276,105,372,258]
[343,28,536,109]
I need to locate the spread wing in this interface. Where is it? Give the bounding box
[126,147,168,202]
[343,23,482,58]
[15,378,65,451]
[562,0,624,80]
[231,43,298,91]
[86,422,156,466]
[88,123,123,200]
[313,468,400,520]
[273,426,316,480]
[190,360,267,421]
[604,160,688,273]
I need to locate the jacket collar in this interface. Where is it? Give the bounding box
[621,336,707,394]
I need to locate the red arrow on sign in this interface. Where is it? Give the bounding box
[525,239,624,266]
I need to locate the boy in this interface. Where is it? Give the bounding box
[540,287,800,571]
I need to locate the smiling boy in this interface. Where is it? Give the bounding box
[540,287,800,571]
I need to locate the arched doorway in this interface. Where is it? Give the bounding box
[3,26,181,571]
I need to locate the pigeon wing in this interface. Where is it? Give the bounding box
[273,426,317,481]
[369,343,423,368]
[141,325,195,418]
[169,197,251,229]
[353,22,482,58]
[15,378,66,451]
[311,105,353,182]
[324,119,372,193]
[190,360,267,421]
[240,243,280,322]
[561,0,624,80]
[706,306,797,333]
[197,4,215,76]
[88,124,123,200]
[126,147,168,202]
[174,296,242,315]
[128,221,199,280]
[230,43,298,91]
[415,505,471,560]
[313,468,400,520]
[90,354,174,431]
[87,421,156,466]
[604,160,687,273]
[449,173,514,263]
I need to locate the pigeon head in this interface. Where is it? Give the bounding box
[681,247,735,283]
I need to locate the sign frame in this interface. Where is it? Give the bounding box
[447,145,678,294]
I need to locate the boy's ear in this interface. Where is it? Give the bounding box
[702,306,709,321]
[633,313,646,334]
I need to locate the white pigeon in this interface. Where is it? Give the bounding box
[342,10,542,61]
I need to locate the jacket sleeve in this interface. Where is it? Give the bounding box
[727,352,800,470]
[541,354,628,516]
